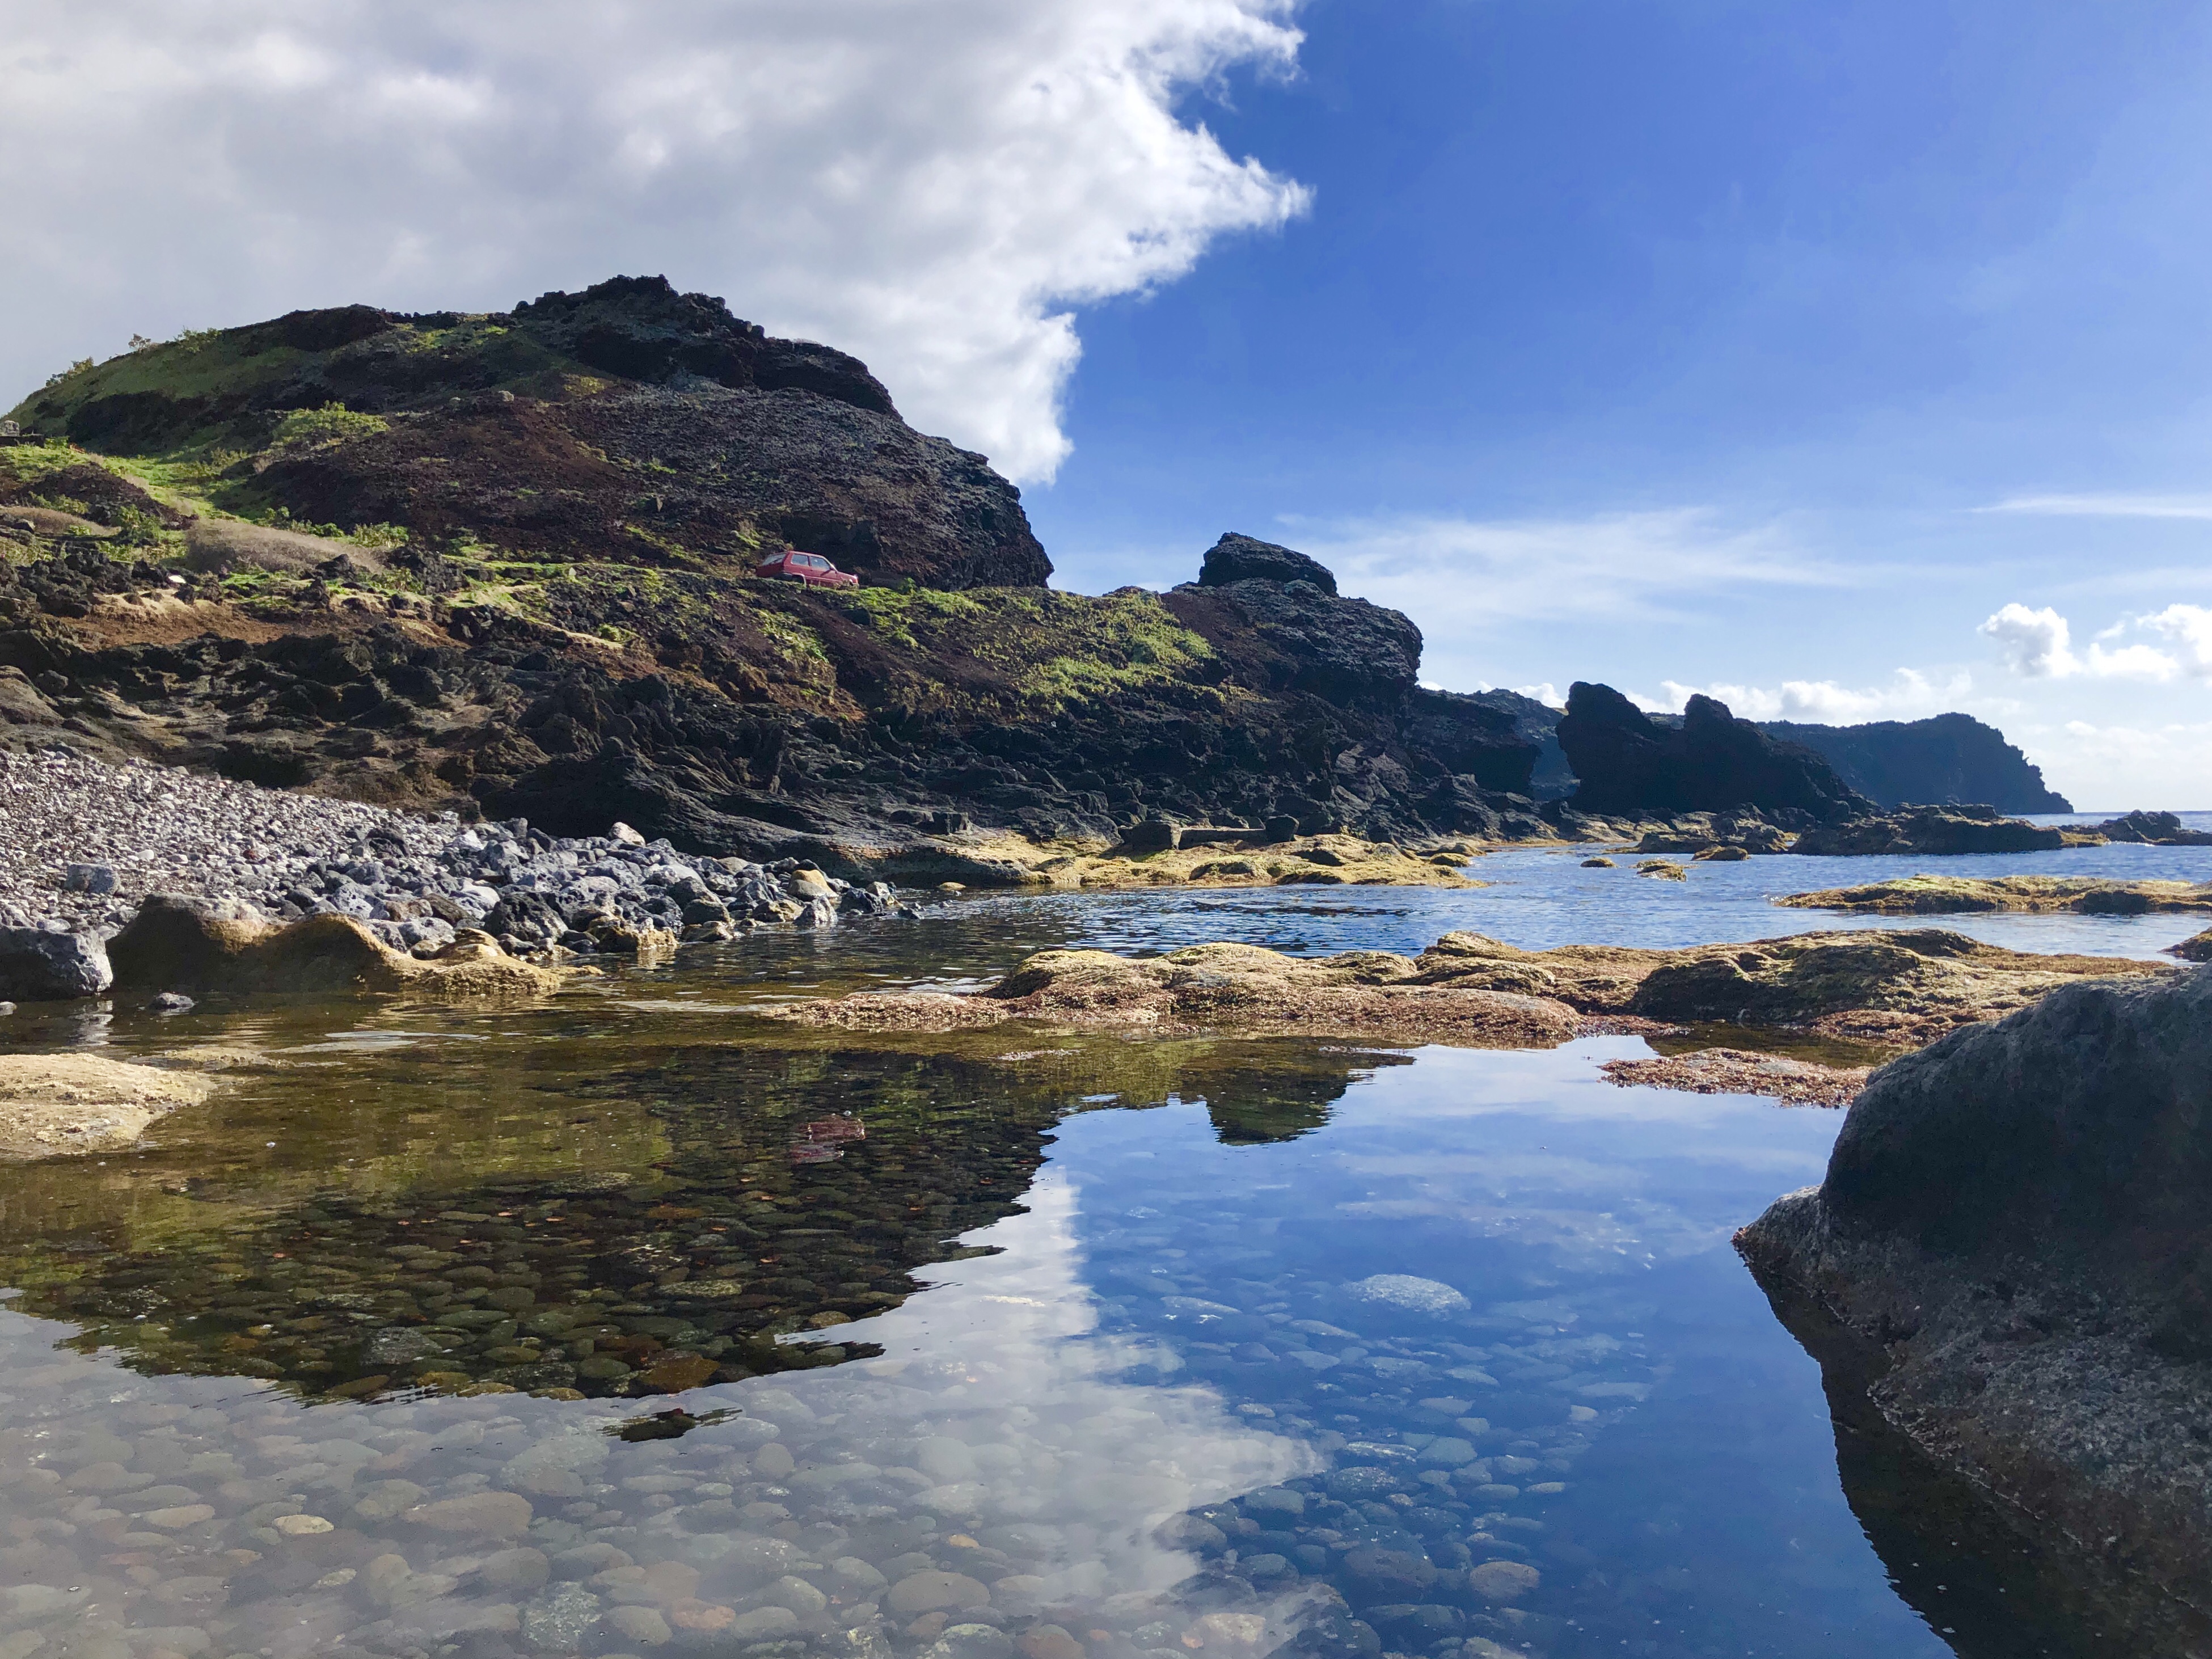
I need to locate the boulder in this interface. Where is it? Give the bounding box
[1556,685,1865,820]
[0,924,112,1001]
[1789,805,2065,856]
[1737,966,2212,1644]
[1195,531,1339,594]
[107,896,562,999]
[182,519,383,576]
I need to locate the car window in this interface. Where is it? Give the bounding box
[806,555,828,569]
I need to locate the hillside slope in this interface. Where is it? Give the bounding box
[1,287,1551,873]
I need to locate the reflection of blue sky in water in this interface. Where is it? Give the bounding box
[1052,1045,1955,1657]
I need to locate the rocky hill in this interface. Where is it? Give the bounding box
[1758,712,2071,813]
[9,275,1048,592]
[1,286,1555,873]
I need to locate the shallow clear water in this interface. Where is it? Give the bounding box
[1,835,2200,1659]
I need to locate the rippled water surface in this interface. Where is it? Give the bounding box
[3,835,2201,1659]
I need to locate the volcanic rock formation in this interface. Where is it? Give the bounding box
[1556,683,1867,821]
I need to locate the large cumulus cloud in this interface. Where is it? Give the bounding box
[0,0,1309,480]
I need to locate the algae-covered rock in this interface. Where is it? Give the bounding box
[108,895,563,1000]
[1776,874,2212,915]
[1408,927,2164,1048]
[769,939,1580,1049]
[770,927,2160,1057]
[0,1053,222,1158]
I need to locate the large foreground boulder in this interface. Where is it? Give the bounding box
[1737,966,2212,1642]
[108,896,563,1000]
[1556,684,1865,820]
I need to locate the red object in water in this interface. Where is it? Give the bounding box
[755,550,860,589]
[790,1116,867,1164]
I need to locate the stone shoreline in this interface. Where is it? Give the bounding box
[0,748,919,1002]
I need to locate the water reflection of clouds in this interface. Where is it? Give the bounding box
[767,1167,1326,1616]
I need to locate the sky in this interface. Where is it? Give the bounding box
[5,1,2210,804]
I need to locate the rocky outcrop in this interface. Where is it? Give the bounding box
[1193,531,1339,593]
[1788,804,2065,856]
[1758,712,2073,813]
[2089,809,2212,846]
[1556,683,1866,821]
[1736,967,2212,1646]
[1777,874,2212,915]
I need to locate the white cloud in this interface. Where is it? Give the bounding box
[1300,507,1843,630]
[2139,604,2212,675]
[1979,602,2079,676]
[0,0,1310,482]
[1979,493,2212,521]
[1980,601,2193,681]
[1633,668,1971,724]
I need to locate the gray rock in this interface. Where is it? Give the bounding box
[63,862,117,894]
[1740,964,2212,1645]
[0,924,111,1000]
[150,991,195,1014]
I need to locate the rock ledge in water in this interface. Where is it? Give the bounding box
[1736,966,2212,1643]
[108,895,564,1000]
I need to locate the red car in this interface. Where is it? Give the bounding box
[755,550,860,588]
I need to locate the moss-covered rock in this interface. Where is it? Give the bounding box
[1776,875,2212,915]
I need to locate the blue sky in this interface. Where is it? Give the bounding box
[1023,0,2212,804]
[7,0,2208,801]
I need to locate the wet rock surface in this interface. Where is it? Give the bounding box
[780,927,2170,1055]
[1737,965,2212,1649]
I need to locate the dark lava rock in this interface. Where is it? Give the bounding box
[1789,804,2064,856]
[1196,532,1339,594]
[1737,966,2212,1649]
[1167,552,1421,711]
[1557,683,1866,821]
[2088,809,2212,846]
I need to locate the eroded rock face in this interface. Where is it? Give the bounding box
[1556,684,1865,821]
[1736,967,2212,1644]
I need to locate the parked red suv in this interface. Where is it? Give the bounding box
[755,550,860,589]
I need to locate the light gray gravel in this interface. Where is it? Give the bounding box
[0,748,915,973]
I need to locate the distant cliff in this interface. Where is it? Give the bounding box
[1758,714,2071,813]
